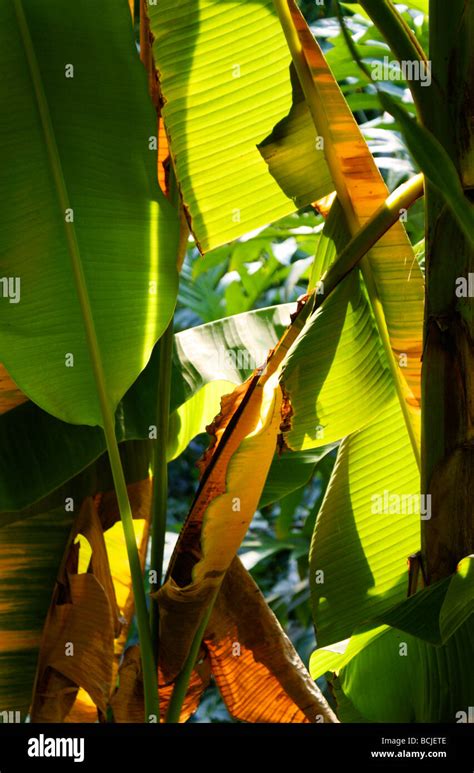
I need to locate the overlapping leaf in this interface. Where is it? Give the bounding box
[277,0,424,454]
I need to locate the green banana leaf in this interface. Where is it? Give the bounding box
[0,0,178,427]
[374,555,474,645]
[323,619,473,722]
[260,443,338,508]
[310,557,474,722]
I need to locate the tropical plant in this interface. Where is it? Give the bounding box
[0,0,472,725]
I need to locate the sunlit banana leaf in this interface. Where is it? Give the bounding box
[147,0,333,252]
[281,270,394,450]
[309,399,420,646]
[257,65,333,209]
[0,0,178,426]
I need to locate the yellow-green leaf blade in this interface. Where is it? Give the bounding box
[149,0,333,252]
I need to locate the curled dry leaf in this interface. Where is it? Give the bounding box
[113,557,338,723]
[204,557,338,723]
[31,481,151,722]
[31,573,115,722]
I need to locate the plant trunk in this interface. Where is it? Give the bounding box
[421,0,474,583]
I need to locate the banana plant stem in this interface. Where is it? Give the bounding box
[103,420,159,723]
[313,173,425,307]
[148,165,188,675]
[149,319,174,656]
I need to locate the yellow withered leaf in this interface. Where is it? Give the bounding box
[66,519,149,723]
[74,497,122,638]
[157,367,282,679]
[31,499,118,721]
